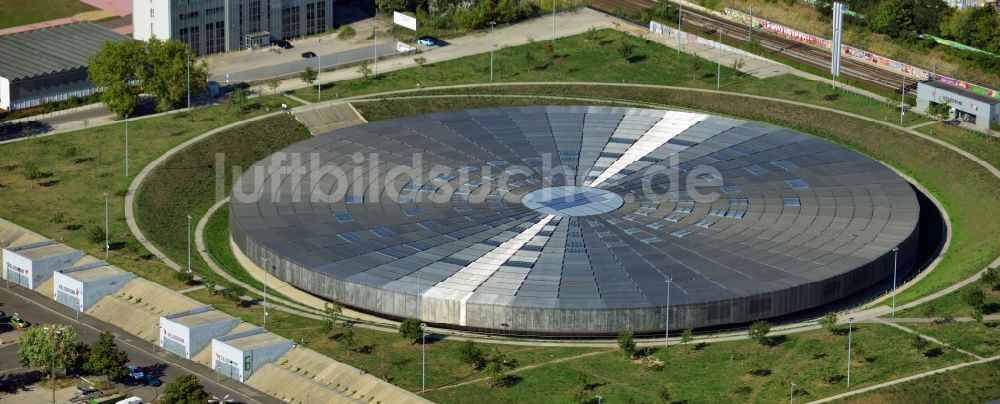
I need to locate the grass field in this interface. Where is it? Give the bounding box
[898,281,1000,318]
[295,29,927,126]
[423,323,968,403]
[0,0,97,29]
[0,96,292,289]
[833,358,1000,403]
[907,321,1000,358]
[133,113,311,289]
[204,204,293,302]
[917,123,1000,169]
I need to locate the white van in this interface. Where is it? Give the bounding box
[114,397,143,404]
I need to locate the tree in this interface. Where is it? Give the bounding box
[618,39,637,62]
[413,56,427,67]
[399,317,422,343]
[375,0,411,15]
[748,320,771,345]
[83,332,128,380]
[963,286,986,310]
[680,328,694,346]
[300,66,317,86]
[230,88,248,112]
[981,267,1000,290]
[911,332,930,353]
[267,78,281,95]
[88,39,146,117]
[819,312,840,334]
[458,339,486,369]
[571,370,588,402]
[163,374,207,404]
[17,325,80,375]
[870,0,914,39]
[224,284,246,307]
[617,329,636,359]
[540,40,555,60]
[174,270,194,284]
[204,279,217,296]
[144,37,208,111]
[973,308,984,323]
[657,385,671,402]
[357,60,373,79]
[321,301,342,333]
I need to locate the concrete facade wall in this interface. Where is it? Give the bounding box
[211,338,246,381]
[232,213,921,335]
[188,318,241,360]
[1,76,9,110]
[52,272,84,311]
[54,270,134,312]
[160,317,192,357]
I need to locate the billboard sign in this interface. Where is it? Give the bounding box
[393,11,417,31]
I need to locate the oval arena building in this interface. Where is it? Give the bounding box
[230,106,920,335]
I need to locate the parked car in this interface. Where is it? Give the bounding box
[10,313,29,329]
[144,375,162,387]
[301,51,317,58]
[77,385,97,395]
[125,365,144,380]
[418,37,436,46]
[272,39,293,49]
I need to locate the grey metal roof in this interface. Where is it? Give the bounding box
[921,80,1000,105]
[0,22,127,81]
[231,106,921,334]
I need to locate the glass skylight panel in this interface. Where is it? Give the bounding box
[418,220,440,229]
[729,198,749,206]
[402,182,422,191]
[708,209,725,216]
[744,165,768,175]
[721,185,742,194]
[606,218,623,225]
[345,194,363,204]
[487,160,508,167]
[731,145,757,155]
[403,207,422,216]
[371,227,395,237]
[641,236,663,244]
[665,214,684,222]
[405,241,430,251]
[454,205,473,213]
[674,206,693,213]
[624,227,641,234]
[433,173,456,182]
[708,152,734,161]
[695,219,715,228]
[337,232,361,243]
[334,211,354,223]
[445,231,465,239]
[458,166,478,173]
[623,215,638,222]
[646,221,666,229]
[634,207,657,216]
[398,195,416,203]
[724,210,746,218]
[465,214,483,221]
[671,228,693,238]
[771,160,799,170]
[783,197,801,206]
[786,178,809,189]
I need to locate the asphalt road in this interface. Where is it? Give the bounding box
[0,286,281,404]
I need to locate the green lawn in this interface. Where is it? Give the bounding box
[0,0,97,29]
[898,282,1000,318]
[423,324,969,403]
[0,96,294,290]
[297,29,926,126]
[917,123,1000,170]
[907,321,1000,358]
[185,288,601,392]
[353,86,1000,306]
[133,113,311,288]
[832,359,1000,403]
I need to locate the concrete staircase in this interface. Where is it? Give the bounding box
[292,103,366,135]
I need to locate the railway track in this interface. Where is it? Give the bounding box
[589,0,918,96]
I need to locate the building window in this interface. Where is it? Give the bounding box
[205,21,225,54]
[248,0,262,33]
[306,2,326,35]
[281,6,300,39]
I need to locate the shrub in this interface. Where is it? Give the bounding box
[458,339,486,369]
[748,320,771,345]
[337,26,356,40]
[617,329,636,358]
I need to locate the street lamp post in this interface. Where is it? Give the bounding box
[317,55,321,101]
[187,51,191,110]
[552,0,556,40]
[717,28,723,90]
[677,4,682,54]
[421,322,427,393]
[595,395,603,404]
[374,24,378,78]
[891,247,899,316]
[665,277,673,348]
[104,193,109,259]
[790,381,796,403]
[489,21,496,82]
[124,113,129,177]
[186,215,192,273]
[262,258,269,328]
[44,326,62,404]
[847,317,854,388]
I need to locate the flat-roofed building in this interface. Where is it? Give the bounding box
[3,240,83,289]
[132,0,336,55]
[212,327,291,382]
[53,261,134,312]
[917,80,1000,132]
[161,306,241,359]
[0,22,128,111]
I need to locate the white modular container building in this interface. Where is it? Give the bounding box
[212,328,292,382]
[52,261,134,312]
[160,306,241,359]
[3,240,83,289]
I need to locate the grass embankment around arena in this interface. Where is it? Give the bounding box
[0,96,294,289]
[293,28,927,126]
[355,85,1000,305]
[0,0,97,29]
[133,113,310,292]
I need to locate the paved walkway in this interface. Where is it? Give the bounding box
[874,319,983,360]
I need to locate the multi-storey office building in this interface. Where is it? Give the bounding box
[133,0,336,55]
